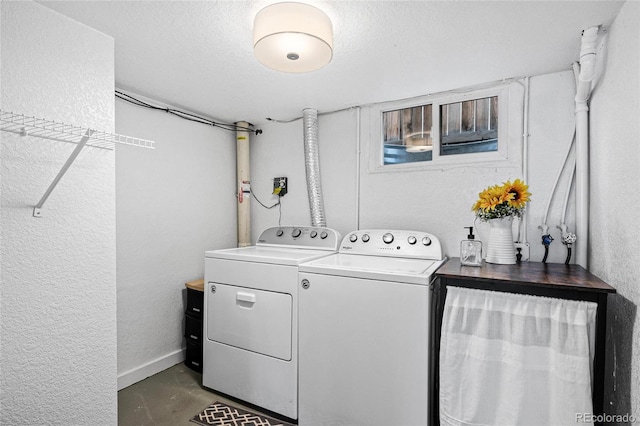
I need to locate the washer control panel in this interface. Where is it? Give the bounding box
[257,226,342,250]
[340,230,444,260]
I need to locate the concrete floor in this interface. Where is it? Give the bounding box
[118,363,285,426]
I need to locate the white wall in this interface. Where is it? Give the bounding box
[250,109,359,239]
[589,0,640,417]
[1,2,631,416]
[1,1,117,424]
[115,94,237,389]
[251,73,576,265]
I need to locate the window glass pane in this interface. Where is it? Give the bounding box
[383,104,432,165]
[440,96,498,156]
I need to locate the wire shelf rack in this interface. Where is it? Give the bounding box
[1,109,155,217]
[0,109,155,150]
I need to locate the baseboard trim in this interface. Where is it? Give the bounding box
[118,348,186,390]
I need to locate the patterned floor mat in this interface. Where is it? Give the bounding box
[190,400,295,426]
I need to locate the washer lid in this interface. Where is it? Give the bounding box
[299,253,446,284]
[205,245,336,266]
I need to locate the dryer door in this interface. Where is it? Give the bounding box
[207,283,293,361]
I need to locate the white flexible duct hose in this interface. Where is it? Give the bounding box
[303,108,326,227]
[575,26,599,268]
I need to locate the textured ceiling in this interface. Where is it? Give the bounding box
[38,0,625,126]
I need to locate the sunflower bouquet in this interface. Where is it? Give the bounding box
[472,179,531,221]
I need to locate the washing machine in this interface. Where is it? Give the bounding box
[202,226,341,420]
[298,229,446,426]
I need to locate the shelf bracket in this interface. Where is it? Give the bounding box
[33,129,94,218]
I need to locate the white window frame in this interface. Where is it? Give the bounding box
[368,81,524,173]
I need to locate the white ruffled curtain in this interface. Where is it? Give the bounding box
[439,286,597,426]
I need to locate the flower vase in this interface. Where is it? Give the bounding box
[485,216,516,264]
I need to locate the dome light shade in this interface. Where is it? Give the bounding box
[405,132,433,152]
[253,2,333,73]
[405,105,432,152]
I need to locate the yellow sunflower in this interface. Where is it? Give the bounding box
[472,178,531,220]
[503,179,531,209]
[473,185,503,212]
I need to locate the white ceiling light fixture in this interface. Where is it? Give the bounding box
[253,2,333,73]
[405,106,433,153]
[405,132,432,153]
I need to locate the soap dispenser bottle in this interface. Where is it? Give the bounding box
[460,226,482,266]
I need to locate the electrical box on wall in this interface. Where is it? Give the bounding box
[273,177,288,197]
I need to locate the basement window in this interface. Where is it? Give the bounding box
[371,82,521,171]
[440,96,498,156]
[383,104,433,165]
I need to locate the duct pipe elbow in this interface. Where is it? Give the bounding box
[576,26,599,103]
[580,26,599,57]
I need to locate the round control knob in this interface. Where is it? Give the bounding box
[349,234,358,243]
[362,234,370,243]
[320,231,328,239]
[383,233,394,244]
[292,228,302,238]
[310,230,318,238]
[276,229,284,237]
[408,236,417,245]
[422,236,432,246]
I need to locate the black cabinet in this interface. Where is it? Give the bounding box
[429,258,616,426]
[184,279,204,372]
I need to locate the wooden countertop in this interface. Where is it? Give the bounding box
[437,258,616,294]
[185,278,204,292]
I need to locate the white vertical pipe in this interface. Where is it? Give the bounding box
[575,26,599,268]
[236,121,251,247]
[520,76,530,243]
[355,106,361,231]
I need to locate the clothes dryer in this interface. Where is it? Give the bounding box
[203,226,341,420]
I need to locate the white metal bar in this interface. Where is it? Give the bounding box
[33,130,93,217]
